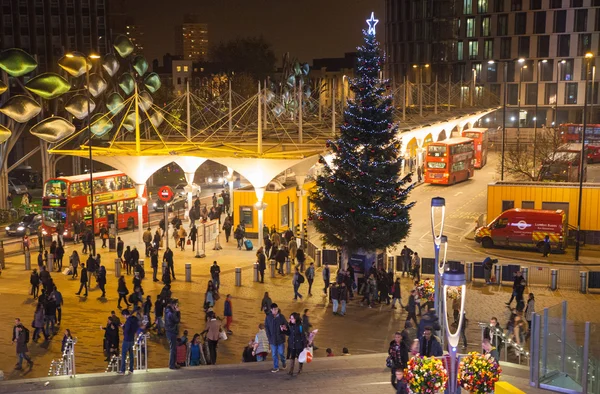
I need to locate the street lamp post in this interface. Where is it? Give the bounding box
[431,197,446,333]
[533,60,548,176]
[66,52,100,252]
[413,64,429,117]
[517,58,526,151]
[575,52,594,261]
[443,270,467,394]
[489,60,508,180]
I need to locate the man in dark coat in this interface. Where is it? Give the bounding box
[129,247,140,276]
[257,247,266,283]
[14,323,33,370]
[163,247,175,280]
[419,326,443,357]
[264,303,287,373]
[76,263,88,296]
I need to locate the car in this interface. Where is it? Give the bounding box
[174,182,200,196]
[152,195,187,212]
[203,174,228,189]
[8,178,28,195]
[5,214,42,236]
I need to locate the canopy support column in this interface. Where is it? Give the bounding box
[134,183,146,244]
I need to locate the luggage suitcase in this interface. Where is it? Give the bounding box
[244,239,253,251]
[176,343,187,366]
[62,267,72,275]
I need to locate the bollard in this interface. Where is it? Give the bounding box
[580,271,588,294]
[235,267,242,287]
[521,267,529,285]
[316,250,322,267]
[270,260,276,278]
[185,263,191,282]
[465,262,473,282]
[24,250,31,270]
[0,240,4,269]
[550,269,558,291]
[253,263,259,282]
[138,259,144,269]
[285,258,291,275]
[114,258,121,277]
[162,262,167,277]
[48,254,55,271]
[494,264,501,285]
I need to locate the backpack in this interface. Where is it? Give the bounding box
[297,274,305,284]
[22,327,30,344]
[304,268,311,278]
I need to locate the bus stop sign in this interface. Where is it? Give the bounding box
[158,186,174,202]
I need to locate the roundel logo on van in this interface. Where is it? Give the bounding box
[516,220,529,230]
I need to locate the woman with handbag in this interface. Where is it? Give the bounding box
[388,331,409,388]
[281,312,307,376]
[201,311,221,365]
[178,226,187,251]
[189,224,197,252]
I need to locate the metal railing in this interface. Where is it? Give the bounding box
[104,332,148,373]
[478,322,529,366]
[48,338,77,377]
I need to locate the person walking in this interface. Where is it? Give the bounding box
[189,224,197,252]
[52,287,63,325]
[32,303,47,342]
[234,225,244,249]
[151,248,159,282]
[116,237,124,263]
[210,261,221,290]
[177,225,187,251]
[305,262,315,296]
[281,312,307,376]
[56,243,64,272]
[484,317,504,358]
[117,276,131,309]
[75,263,88,297]
[515,279,526,312]
[99,225,108,249]
[69,250,79,279]
[257,247,266,283]
[419,327,443,357]
[405,289,418,327]
[143,228,152,257]
[30,269,40,299]
[202,311,221,365]
[388,331,409,387]
[339,282,349,316]
[275,246,287,275]
[292,267,304,300]
[400,245,413,277]
[222,216,232,243]
[97,264,107,298]
[330,282,340,315]
[13,323,33,370]
[260,292,272,316]
[288,237,298,266]
[323,263,331,296]
[129,246,139,275]
[525,293,535,332]
[163,247,175,280]
[483,257,495,284]
[296,247,306,272]
[123,246,131,274]
[542,235,551,257]
[118,309,139,375]
[164,299,181,369]
[506,271,524,307]
[264,303,287,373]
[391,278,402,309]
[224,294,233,334]
[411,252,421,281]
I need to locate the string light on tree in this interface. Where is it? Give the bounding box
[310,13,415,253]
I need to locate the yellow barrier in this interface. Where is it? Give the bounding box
[495,381,526,394]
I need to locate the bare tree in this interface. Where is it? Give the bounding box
[500,126,565,181]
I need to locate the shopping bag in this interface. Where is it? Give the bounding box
[219,330,228,341]
[298,346,313,363]
[187,239,191,245]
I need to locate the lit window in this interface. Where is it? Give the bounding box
[183,66,188,72]
[176,66,181,72]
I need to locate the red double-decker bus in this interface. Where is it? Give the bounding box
[425,137,475,185]
[559,123,600,144]
[461,128,489,169]
[42,170,148,237]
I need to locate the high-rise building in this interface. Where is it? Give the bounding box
[126,24,144,52]
[385,0,600,125]
[175,14,208,62]
[0,0,109,72]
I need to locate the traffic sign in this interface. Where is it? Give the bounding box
[158,185,174,202]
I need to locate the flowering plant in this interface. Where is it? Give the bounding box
[447,286,462,300]
[416,279,435,302]
[457,352,502,393]
[405,356,448,394]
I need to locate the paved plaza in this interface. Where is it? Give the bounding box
[0,224,599,382]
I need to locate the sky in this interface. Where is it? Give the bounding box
[123,0,385,66]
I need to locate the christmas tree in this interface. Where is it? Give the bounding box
[310,14,414,252]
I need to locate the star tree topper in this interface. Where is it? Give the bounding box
[366,12,379,35]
